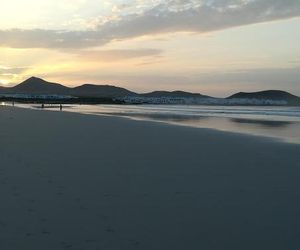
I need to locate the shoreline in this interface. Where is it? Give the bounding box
[1,106,300,249]
[10,104,300,145]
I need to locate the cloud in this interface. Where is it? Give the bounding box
[100,0,300,39]
[0,65,29,74]
[0,0,299,49]
[0,65,29,85]
[77,48,163,61]
[0,29,108,49]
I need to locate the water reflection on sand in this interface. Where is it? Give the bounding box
[100,111,300,143]
[13,103,300,144]
[76,105,300,144]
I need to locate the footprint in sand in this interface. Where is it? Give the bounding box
[27,208,36,213]
[85,239,97,243]
[79,205,88,210]
[75,198,81,203]
[42,230,51,235]
[129,240,141,246]
[61,242,73,249]
[106,227,115,233]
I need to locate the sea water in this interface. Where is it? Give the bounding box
[10,103,300,144]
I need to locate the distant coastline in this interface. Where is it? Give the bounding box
[1,76,300,106]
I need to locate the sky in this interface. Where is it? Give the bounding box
[0,0,299,97]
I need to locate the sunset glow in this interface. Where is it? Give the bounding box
[0,0,300,96]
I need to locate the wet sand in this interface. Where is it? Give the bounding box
[0,106,300,250]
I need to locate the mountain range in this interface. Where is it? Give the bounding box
[0,76,299,105]
[0,77,136,98]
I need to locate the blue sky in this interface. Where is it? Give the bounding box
[0,0,299,96]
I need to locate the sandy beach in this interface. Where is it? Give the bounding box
[1,106,300,250]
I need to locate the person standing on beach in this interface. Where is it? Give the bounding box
[60,104,62,111]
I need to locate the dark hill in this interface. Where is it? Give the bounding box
[11,77,69,95]
[0,77,136,98]
[228,90,300,105]
[228,90,298,100]
[71,84,137,98]
[141,91,211,98]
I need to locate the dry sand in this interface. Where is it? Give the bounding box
[0,106,300,250]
